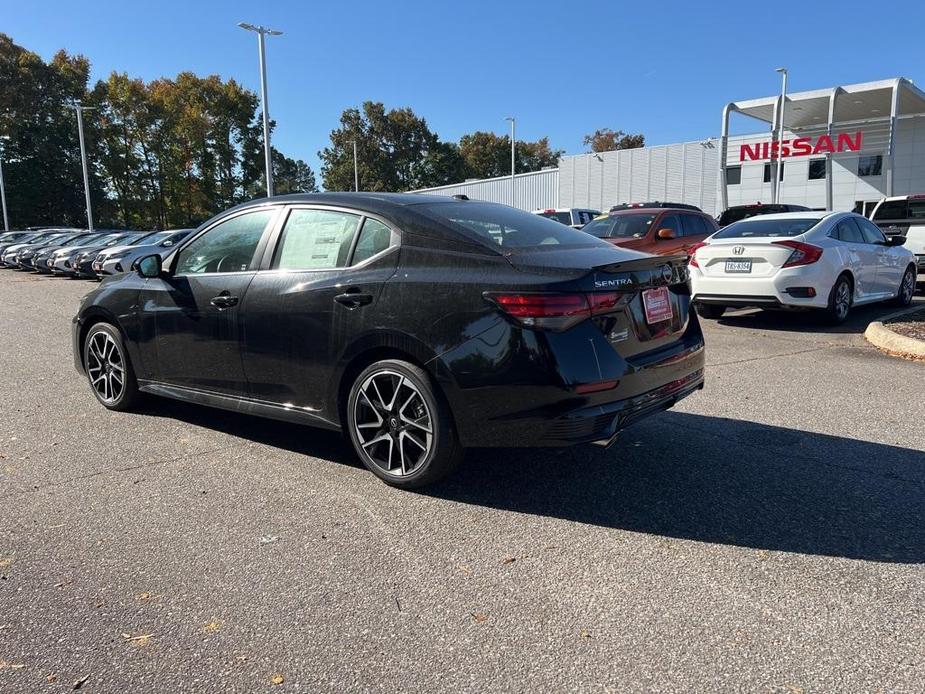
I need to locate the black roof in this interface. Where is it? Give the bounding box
[609,201,703,212]
[235,192,466,214]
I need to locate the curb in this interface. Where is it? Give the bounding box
[864,305,925,360]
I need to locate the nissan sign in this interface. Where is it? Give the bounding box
[739,130,863,162]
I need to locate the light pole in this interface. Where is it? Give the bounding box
[238,22,282,198]
[0,136,9,231]
[775,67,788,204]
[505,116,515,207]
[351,139,359,192]
[73,101,95,231]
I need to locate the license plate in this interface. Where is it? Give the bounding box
[725,259,752,273]
[642,286,673,324]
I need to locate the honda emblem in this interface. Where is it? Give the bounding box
[732,246,746,256]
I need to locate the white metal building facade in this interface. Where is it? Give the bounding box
[415,78,925,218]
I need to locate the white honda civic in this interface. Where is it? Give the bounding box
[689,211,917,324]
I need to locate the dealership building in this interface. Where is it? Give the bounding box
[415,78,925,217]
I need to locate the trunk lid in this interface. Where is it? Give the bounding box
[503,245,693,358]
[695,236,801,278]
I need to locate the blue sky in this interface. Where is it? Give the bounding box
[5,0,924,180]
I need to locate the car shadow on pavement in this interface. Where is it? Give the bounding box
[426,411,925,564]
[142,400,925,563]
[714,296,925,335]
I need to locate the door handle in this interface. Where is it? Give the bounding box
[334,289,373,308]
[210,293,239,309]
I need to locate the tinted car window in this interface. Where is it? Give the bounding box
[873,200,908,220]
[352,218,392,264]
[274,209,361,270]
[420,202,611,250]
[538,211,572,225]
[176,210,273,274]
[713,217,823,239]
[856,217,887,244]
[682,215,708,237]
[834,219,864,243]
[582,213,657,239]
[657,215,682,237]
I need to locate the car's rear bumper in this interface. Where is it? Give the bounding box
[690,266,832,309]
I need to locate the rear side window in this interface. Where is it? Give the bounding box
[537,211,572,225]
[419,202,611,250]
[352,218,393,264]
[833,219,864,243]
[713,217,823,239]
[274,209,361,270]
[682,215,709,237]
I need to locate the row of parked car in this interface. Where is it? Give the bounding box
[536,195,924,323]
[0,227,192,280]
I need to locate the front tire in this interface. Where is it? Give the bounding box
[696,303,726,320]
[83,323,141,411]
[824,274,853,325]
[892,267,916,307]
[346,359,463,489]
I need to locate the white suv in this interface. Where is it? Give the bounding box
[870,195,925,286]
[532,208,599,229]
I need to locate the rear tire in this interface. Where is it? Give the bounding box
[346,359,463,489]
[891,267,916,307]
[83,322,141,411]
[823,274,853,325]
[695,303,726,320]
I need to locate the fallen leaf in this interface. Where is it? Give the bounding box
[0,558,12,568]
[203,620,223,634]
[500,556,516,565]
[47,673,58,683]
[271,674,285,685]
[73,674,90,690]
[456,564,471,575]
[10,663,25,669]
[471,612,489,623]
[757,549,770,558]
[258,535,279,545]
[55,580,74,589]
[121,632,154,645]
[136,592,152,600]
[580,630,592,639]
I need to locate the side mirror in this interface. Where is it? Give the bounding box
[886,235,906,247]
[136,253,163,278]
[657,228,677,240]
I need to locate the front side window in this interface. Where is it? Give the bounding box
[176,210,274,275]
[808,159,826,180]
[834,219,864,244]
[858,155,882,177]
[856,217,887,244]
[657,214,682,237]
[274,209,361,270]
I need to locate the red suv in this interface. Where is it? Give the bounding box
[581,202,718,257]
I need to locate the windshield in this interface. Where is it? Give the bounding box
[419,202,612,250]
[582,213,658,239]
[714,217,823,239]
[136,231,172,245]
[127,232,157,245]
[60,234,95,247]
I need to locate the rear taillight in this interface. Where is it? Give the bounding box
[687,242,708,268]
[485,292,625,331]
[774,240,823,268]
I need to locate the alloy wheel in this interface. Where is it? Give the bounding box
[835,280,851,320]
[86,331,125,404]
[353,370,433,477]
[901,271,914,304]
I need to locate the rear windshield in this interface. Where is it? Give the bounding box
[418,202,611,250]
[536,211,572,225]
[582,213,657,239]
[873,199,925,221]
[713,217,823,239]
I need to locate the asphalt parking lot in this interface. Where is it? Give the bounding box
[1,271,923,693]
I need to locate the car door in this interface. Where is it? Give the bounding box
[652,214,686,255]
[240,206,399,414]
[856,216,901,294]
[679,214,713,255]
[832,218,878,300]
[139,207,279,396]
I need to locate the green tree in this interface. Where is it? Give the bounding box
[458,131,563,180]
[582,128,645,153]
[319,102,464,192]
[273,148,318,194]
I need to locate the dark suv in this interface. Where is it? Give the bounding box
[717,203,810,227]
[74,193,705,489]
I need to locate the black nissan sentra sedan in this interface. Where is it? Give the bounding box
[73,193,705,488]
